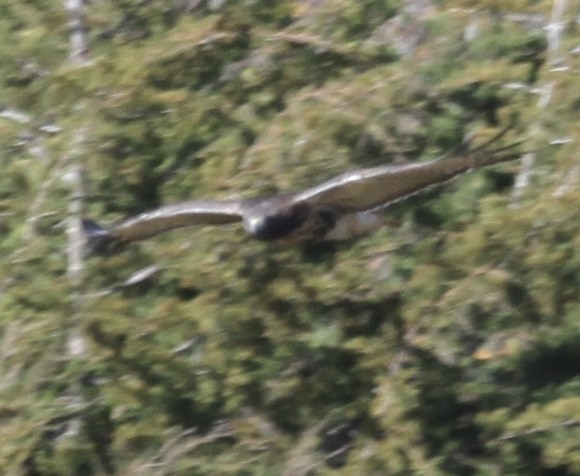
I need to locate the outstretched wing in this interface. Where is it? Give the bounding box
[92,199,246,244]
[291,141,522,212]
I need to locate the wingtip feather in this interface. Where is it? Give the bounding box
[82,219,123,255]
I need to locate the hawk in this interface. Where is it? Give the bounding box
[83,130,521,251]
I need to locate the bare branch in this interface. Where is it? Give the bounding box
[24,153,69,242]
[498,418,580,441]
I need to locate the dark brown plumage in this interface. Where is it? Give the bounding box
[83,131,522,251]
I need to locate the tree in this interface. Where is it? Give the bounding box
[0,1,578,474]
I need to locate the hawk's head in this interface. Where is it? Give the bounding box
[243,202,310,241]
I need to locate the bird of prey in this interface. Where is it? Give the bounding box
[83,130,521,252]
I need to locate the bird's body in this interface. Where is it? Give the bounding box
[83,132,521,251]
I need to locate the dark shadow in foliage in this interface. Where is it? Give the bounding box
[237,252,281,282]
[406,346,484,476]
[513,438,573,476]
[517,333,580,391]
[412,201,445,228]
[504,279,542,324]
[266,347,374,434]
[87,320,222,431]
[120,355,221,431]
[331,294,402,337]
[22,393,115,476]
[144,12,253,91]
[87,320,128,358]
[83,410,116,474]
[300,241,338,264]
[484,169,516,192]
[446,82,505,126]
[319,418,360,469]
[510,32,547,84]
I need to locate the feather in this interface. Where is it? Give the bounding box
[84,131,523,245]
[291,143,521,212]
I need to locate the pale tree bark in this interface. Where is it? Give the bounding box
[65,158,88,357]
[65,0,90,64]
[512,0,570,204]
[54,2,117,473]
[54,0,99,467]
[63,0,94,349]
[63,0,91,356]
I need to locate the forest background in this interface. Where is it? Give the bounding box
[0,0,579,475]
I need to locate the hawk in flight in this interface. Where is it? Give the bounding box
[83,129,521,252]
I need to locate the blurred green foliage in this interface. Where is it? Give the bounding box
[0,0,579,474]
